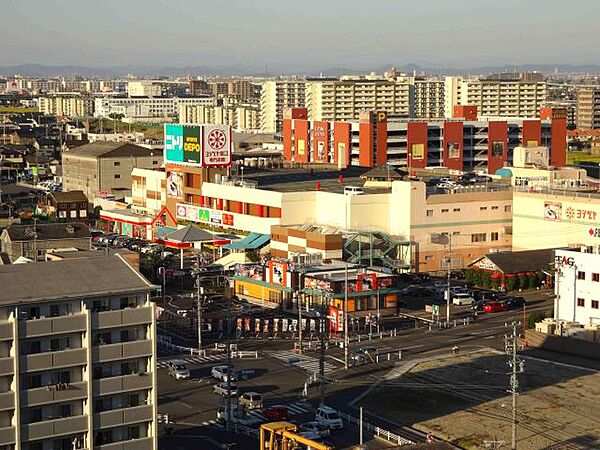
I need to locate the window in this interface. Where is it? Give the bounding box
[491,232,499,241]
[577,271,586,280]
[426,210,433,217]
[113,161,120,166]
[29,408,42,423]
[492,205,499,210]
[593,273,600,282]
[577,298,585,307]
[424,255,433,262]
[505,205,512,212]
[471,233,486,243]
[480,206,488,211]
[114,174,121,179]
[592,300,599,309]
[453,208,461,212]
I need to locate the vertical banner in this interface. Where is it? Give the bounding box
[244,318,251,332]
[282,319,289,332]
[273,319,279,333]
[236,318,242,331]
[255,318,261,333]
[263,319,269,334]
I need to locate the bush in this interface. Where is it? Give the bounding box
[527,310,547,329]
[528,273,539,289]
[490,278,500,291]
[518,274,528,291]
[481,271,492,289]
[471,270,483,287]
[464,269,474,284]
[505,276,516,292]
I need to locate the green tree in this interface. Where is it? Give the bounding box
[481,271,492,289]
[505,276,516,292]
[528,273,539,289]
[518,274,528,291]
[490,278,500,291]
[464,269,474,284]
[471,270,483,287]
[527,310,546,329]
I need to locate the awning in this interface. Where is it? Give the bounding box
[223,233,270,250]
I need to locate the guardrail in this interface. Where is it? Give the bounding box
[231,350,259,359]
[157,335,206,356]
[338,411,413,446]
[232,422,259,438]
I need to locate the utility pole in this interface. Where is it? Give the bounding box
[344,264,349,370]
[505,321,524,450]
[297,288,303,354]
[319,299,327,406]
[446,234,452,323]
[197,281,203,351]
[226,282,232,431]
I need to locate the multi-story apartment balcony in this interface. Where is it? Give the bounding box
[21,381,88,407]
[93,404,153,429]
[22,414,88,441]
[20,348,87,372]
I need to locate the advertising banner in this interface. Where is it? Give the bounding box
[164,124,184,163]
[269,260,288,286]
[166,168,184,199]
[544,202,562,221]
[357,273,377,292]
[234,264,264,280]
[183,125,202,164]
[328,306,340,332]
[203,125,232,166]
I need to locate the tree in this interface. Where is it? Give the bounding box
[527,310,546,329]
[490,278,500,291]
[481,271,492,289]
[471,270,483,287]
[528,273,539,290]
[518,274,528,291]
[108,113,125,121]
[505,276,516,292]
[464,269,474,284]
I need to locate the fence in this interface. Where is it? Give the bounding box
[157,334,206,356]
[338,411,413,446]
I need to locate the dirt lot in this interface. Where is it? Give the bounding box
[363,350,600,449]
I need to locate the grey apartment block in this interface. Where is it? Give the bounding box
[0,255,158,450]
[62,142,163,201]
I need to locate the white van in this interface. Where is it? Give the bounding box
[343,186,364,196]
[315,406,343,430]
[239,392,263,410]
[452,292,475,306]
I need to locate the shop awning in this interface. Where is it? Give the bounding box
[223,233,270,250]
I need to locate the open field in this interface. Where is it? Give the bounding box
[0,106,38,113]
[364,350,600,449]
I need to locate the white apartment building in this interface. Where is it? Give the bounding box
[444,76,547,118]
[94,97,215,123]
[178,104,260,131]
[554,248,600,328]
[305,79,414,122]
[38,94,95,117]
[413,78,445,119]
[260,80,306,133]
[127,81,163,98]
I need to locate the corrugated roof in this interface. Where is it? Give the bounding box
[49,190,89,204]
[0,255,156,305]
[165,225,215,242]
[471,249,555,274]
[4,222,91,241]
[223,233,270,250]
[64,141,162,159]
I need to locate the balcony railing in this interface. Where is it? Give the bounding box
[19,314,86,338]
[93,404,153,429]
[22,415,88,441]
[93,373,152,396]
[21,381,87,407]
[20,348,87,372]
[93,340,152,363]
[93,307,152,329]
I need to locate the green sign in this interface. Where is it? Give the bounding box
[198,209,210,222]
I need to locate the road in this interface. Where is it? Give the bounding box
[157,289,555,449]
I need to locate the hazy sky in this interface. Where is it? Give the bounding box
[1,0,599,70]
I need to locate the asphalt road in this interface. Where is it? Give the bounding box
[157,289,555,449]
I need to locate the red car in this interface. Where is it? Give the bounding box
[483,301,508,313]
[263,405,290,421]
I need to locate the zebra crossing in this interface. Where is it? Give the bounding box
[157,353,227,370]
[245,402,312,422]
[200,418,224,428]
[268,350,336,373]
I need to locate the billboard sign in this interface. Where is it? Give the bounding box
[165,124,232,167]
[176,203,234,227]
[166,168,184,199]
[203,125,232,166]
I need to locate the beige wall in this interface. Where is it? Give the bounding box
[513,191,600,250]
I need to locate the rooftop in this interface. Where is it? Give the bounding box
[3,222,91,241]
[64,141,162,159]
[0,255,156,305]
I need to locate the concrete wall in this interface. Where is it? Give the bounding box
[524,329,600,360]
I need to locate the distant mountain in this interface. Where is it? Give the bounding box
[2,63,600,78]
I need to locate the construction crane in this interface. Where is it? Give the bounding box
[259,422,334,450]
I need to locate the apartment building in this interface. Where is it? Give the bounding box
[445,76,547,119]
[131,168,166,217]
[37,95,95,118]
[413,78,445,119]
[0,255,158,450]
[260,80,306,133]
[126,82,162,98]
[305,79,414,122]
[178,104,260,131]
[94,97,215,123]
[62,142,163,201]
[576,88,600,129]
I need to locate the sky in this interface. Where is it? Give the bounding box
[1,0,599,72]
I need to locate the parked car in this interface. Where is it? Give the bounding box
[503,296,526,310]
[483,301,508,313]
[471,299,491,312]
[472,290,504,302]
[315,406,343,430]
[211,365,237,382]
[300,421,331,438]
[263,405,290,421]
[216,405,261,426]
[239,392,263,410]
[167,360,190,380]
[452,292,475,306]
[213,382,238,396]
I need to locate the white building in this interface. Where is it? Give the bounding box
[94,97,215,123]
[305,78,414,122]
[444,76,547,119]
[127,81,163,97]
[555,248,600,328]
[260,80,306,133]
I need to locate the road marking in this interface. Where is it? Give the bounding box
[327,355,345,364]
[180,402,193,409]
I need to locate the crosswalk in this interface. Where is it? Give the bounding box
[201,418,224,428]
[268,351,336,373]
[157,353,227,370]
[199,402,313,429]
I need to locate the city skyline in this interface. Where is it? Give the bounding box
[1,0,599,72]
